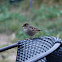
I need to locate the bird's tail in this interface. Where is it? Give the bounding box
[37,30,43,31]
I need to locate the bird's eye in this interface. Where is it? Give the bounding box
[24,24,26,26]
[24,23,28,26]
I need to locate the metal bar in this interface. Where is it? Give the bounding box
[0,43,17,52]
[30,43,61,62]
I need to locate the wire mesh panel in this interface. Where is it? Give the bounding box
[16,36,60,62]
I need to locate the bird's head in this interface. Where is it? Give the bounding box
[22,23,29,29]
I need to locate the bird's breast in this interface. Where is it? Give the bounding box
[23,27,28,32]
[24,29,36,36]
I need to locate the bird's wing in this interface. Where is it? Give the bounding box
[29,25,42,31]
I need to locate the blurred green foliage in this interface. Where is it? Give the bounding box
[0,0,62,41]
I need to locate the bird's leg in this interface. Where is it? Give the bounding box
[26,36,31,40]
[32,35,35,39]
[29,36,31,39]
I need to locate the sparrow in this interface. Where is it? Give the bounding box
[22,23,43,38]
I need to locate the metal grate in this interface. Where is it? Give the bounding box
[16,36,61,62]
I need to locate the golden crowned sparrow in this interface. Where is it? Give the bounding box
[22,23,43,38]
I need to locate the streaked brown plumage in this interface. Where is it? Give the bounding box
[22,23,43,37]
